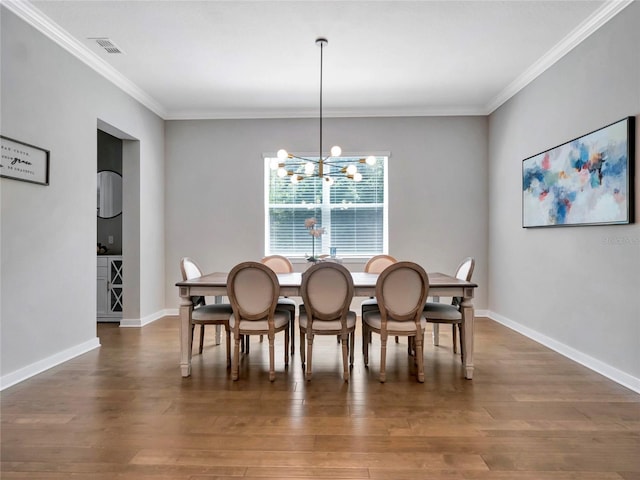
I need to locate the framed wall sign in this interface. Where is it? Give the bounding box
[522,116,635,228]
[0,135,50,186]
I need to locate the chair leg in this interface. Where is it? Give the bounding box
[268,332,275,382]
[232,333,241,381]
[190,325,195,358]
[284,328,290,366]
[362,324,369,366]
[349,331,355,367]
[225,329,231,368]
[415,332,425,383]
[341,335,349,382]
[290,312,295,355]
[433,323,440,346]
[215,324,221,345]
[199,325,205,354]
[452,324,458,354]
[245,335,250,353]
[380,333,387,383]
[306,333,314,381]
[361,321,366,355]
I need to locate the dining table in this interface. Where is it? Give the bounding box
[176,270,478,379]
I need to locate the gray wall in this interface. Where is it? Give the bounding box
[0,7,165,383]
[164,116,489,309]
[488,2,640,384]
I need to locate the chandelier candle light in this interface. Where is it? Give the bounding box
[272,38,377,185]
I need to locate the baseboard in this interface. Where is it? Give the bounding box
[488,311,640,394]
[120,309,171,327]
[0,337,101,391]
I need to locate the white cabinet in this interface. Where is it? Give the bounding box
[97,255,123,322]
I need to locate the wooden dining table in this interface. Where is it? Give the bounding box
[176,271,478,379]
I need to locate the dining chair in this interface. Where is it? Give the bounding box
[362,262,429,383]
[179,257,232,366]
[260,254,293,273]
[363,254,398,273]
[227,261,291,381]
[423,257,475,360]
[360,254,398,342]
[299,262,356,381]
[261,255,297,355]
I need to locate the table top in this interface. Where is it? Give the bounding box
[176,271,477,289]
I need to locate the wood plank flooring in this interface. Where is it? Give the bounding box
[2,316,639,479]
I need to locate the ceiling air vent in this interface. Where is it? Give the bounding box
[90,38,124,54]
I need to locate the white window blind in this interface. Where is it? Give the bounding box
[265,155,388,257]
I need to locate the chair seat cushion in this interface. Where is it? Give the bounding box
[229,311,290,331]
[299,310,356,331]
[423,302,462,321]
[360,297,379,314]
[276,297,296,314]
[192,303,233,321]
[362,311,426,333]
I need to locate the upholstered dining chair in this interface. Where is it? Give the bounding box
[299,262,356,381]
[423,257,475,360]
[261,255,297,355]
[227,261,291,381]
[360,254,398,342]
[180,257,232,366]
[260,254,293,273]
[360,255,398,314]
[362,262,429,383]
[364,254,398,273]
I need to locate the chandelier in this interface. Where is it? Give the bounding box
[271,38,376,185]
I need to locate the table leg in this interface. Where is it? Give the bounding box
[461,294,474,380]
[214,295,223,345]
[179,296,193,377]
[431,296,440,346]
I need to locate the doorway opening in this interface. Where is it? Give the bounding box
[97,129,123,323]
[96,119,141,326]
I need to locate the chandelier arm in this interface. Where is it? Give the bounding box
[287,154,321,163]
[320,159,344,167]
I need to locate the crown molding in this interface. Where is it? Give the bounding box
[2,0,167,118]
[485,0,635,114]
[164,105,488,121]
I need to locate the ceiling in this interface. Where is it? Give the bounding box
[6,0,632,119]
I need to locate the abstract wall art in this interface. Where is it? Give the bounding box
[522,117,635,228]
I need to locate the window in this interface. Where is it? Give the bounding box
[265,155,388,258]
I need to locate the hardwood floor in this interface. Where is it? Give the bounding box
[2,316,639,479]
